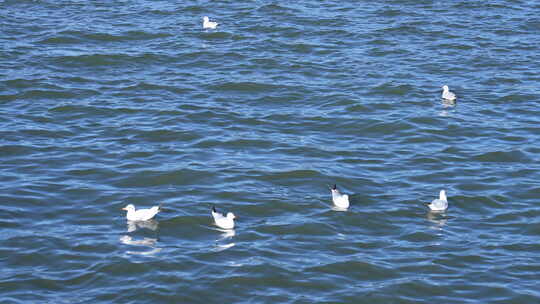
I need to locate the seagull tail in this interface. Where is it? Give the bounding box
[158,203,163,211]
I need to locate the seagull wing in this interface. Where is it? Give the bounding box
[212,209,225,221]
[429,199,446,210]
[443,91,456,100]
[134,206,159,221]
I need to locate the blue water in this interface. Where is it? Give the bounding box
[1,1,540,303]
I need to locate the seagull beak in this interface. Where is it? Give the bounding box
[121,207,127,211]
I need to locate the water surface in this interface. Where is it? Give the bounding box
[1,1,540,303]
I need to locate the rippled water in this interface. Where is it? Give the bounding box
[1,0,540,303]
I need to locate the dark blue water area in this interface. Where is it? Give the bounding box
[1,1,540,303]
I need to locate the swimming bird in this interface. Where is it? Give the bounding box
[203,16,218,29]
[441,85,456,101]
[211,206,236,230]
[426,190,448,211]
[331,184,350,209]
[122,204,161,221]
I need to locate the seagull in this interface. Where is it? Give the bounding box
[331,184,350,209]
[122,204,161,221]
[441,85,457,101]
[426,190,448,211]
[203,16,218,29]
[211,206,236,230]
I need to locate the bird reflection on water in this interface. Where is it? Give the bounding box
[120,235,158,247]
[127,219,159,232]
[426,211,448,230]
[121,219,161,256]
[211,227,236,252]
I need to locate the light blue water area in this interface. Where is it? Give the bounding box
[1,1,539,303]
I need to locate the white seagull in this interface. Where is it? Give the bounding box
[441,85,457,101]
[211,206,236,230]
[331,184,350,209]
[203,16,218,29]
[122,204,161,221]
[426,190,448,211]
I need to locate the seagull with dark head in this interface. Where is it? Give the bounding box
[331,184,350,209]
[211,206,236,230]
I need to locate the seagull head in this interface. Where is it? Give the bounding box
[122,204,135,212]
[442,85,449,92]
[226,212,236,220]
[439,190,447,201]
[203,16,209,22]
